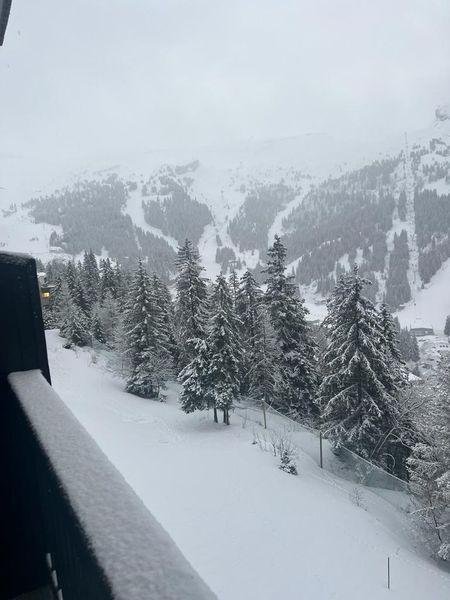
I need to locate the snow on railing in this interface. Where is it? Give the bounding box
[233,401,409,508]
[8,369,216,600]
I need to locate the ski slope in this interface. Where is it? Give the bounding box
[46,330,450,600]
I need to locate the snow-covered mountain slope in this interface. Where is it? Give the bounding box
[46,330,450,600]
[1,106,450,328]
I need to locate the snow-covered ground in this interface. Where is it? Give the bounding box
[397,256,450,332]
[46,330,450,600]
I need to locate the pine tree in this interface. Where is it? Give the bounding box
[410,332,420,362]
[65,261,89,314]
[65,261,78,297]
[96,291,119,345]
[179,338,211,413]
[408,356,450,560]
[444,315,450,337]
[114,262,127,306]
[123,259,170,398]
[236,270,270,397]
[248,312,278,425]
[91,308,106,344]
[207,275,241,425]
[379,303,407,384]
[264,236,318,418]
[100,258,117,300]
[174,239,208,369]
[319,266,402,464]
[58,280,90,347]
[228,269,239,307]
[82,249,100,308]
[73,275,89,315]
[151,273,177,362]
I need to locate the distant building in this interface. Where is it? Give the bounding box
[410,327,434,337]
[37,272,56,306]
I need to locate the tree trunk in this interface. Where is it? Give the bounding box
[213,406,218,423]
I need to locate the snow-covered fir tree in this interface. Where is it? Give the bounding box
[91,307,106,344]
[236,270,272,398]
[264,236,318,419]
[398,326,420,363]
[207,274,241,424]
[57,280,90,347]
[379,303,407,386]
[123,259,171,398]
[65,261,78,297]
[64,261,89,315]
[174,239,208,369]
[96,290,119,346]
[179,338,212,414]
[228,268,239,307]
[444,315,450,337]
[82,249,100,308]
[151,273,178,363]
[113,261,127,306]
[408,356,450,560]
[319,266,402,465]
[99,257,117,300]
[247,312,278,426]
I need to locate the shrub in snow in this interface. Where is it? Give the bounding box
[349,487,365,509]
[279,449,298,476]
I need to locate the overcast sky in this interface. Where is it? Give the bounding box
[1,0,449,166]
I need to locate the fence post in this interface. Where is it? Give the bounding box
[387,556,390,590]
[319,431,323,468]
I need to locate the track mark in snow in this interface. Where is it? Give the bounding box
[267,182,311,244]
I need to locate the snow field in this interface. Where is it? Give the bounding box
[46,330,450,600]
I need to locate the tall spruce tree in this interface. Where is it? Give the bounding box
[248,312,278,425]
[319,266,402,464]
[100,258,117,300]
[408,356,450,560]
[174,239,208,369]
[264,235,318,418]
[207,275,241,424]
[236,270,265,395]
[228,269,239,307]
[123,259,171,398]
[444,315,450,337]
[96,290,119,345]
[379,303,407,386]
[65,261,78,297]
[82,249,100,308]
[57,280,90,347]
[179,338,212,414]
[151,273,177,362]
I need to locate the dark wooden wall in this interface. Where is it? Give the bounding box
[0,253,51,599]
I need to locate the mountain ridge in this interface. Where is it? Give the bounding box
[1,106,450,330]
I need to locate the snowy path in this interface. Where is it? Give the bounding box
[123,188,179,251]
[403,137,422,292]
[47,331,450,600]
[267,181,311,243]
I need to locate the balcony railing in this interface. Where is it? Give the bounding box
[0,252,215,600]
[7,370,215,600]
